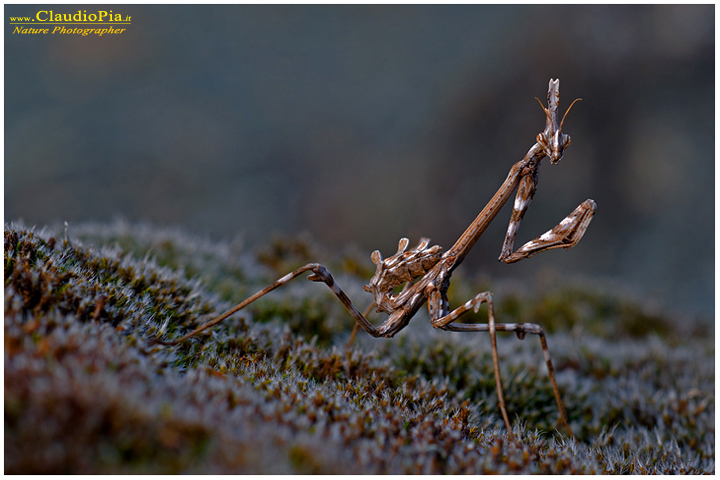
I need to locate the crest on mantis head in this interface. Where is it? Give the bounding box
[534,78,581,164]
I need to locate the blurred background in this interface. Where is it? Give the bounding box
[5,5,714,317]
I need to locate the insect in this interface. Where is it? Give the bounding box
[155,79,596,439]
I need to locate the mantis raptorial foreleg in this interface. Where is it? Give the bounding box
[499,198,596,264]
[499,169,539,261]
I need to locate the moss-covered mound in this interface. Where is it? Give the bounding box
[5,221,714,473]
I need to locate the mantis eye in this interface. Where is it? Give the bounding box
[563,134,571,148]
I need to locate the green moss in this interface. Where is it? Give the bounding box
[4,221,713,473]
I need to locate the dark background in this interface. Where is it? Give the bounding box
[5,5,714,316]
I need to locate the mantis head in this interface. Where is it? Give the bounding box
[534,79,581,164]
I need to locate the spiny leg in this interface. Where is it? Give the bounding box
[501,198,596,264]
[498,163,596,264]
[499,170,538,261]
[153,263,382,346]
[429,289,573,438]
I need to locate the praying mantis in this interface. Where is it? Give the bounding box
[155,79,596,439]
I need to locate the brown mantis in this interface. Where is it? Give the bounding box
[155,79,596,439]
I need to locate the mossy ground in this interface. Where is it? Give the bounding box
[5,221,714,473]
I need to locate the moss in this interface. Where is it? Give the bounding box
[4,221,714,473]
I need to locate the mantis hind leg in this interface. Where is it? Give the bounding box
[153,263,382,346]
[346,301,376,347]
[429,289,573,439]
